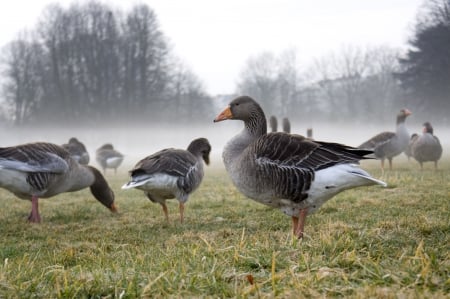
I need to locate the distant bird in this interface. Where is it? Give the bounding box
[0,142,117,223]
[282,117,291,133]
[214,96,386,238]
[404,133,419,161]
[269,115,278,132]
[96,144,124,175]
[122,138,211,223]
[62,137,90,165]
[359,109,412,171]
[411,122,443,169]
[306,128,314,139]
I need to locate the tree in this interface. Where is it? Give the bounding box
[1,35,44,125]
[396,0,450,122]
[236,52,279,113]
[0,1,213,125]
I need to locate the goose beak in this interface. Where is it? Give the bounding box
[404,109,412,116]
[214,106,232,122]
[109,202,118,213]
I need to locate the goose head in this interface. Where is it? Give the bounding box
[187,138,211,165]
[214,96,267,136]
[423,122,433,134]
[87,166,117,212]
[397,108,412,124]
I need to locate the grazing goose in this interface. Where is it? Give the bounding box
[359,108,412,171]
[0,142,117,223]
[269,115,278,132]
[213,96,386,238]
[96,143,124,174]
[411,122,443,169]
[122,138,211,223]
[282,117,291,133]
[62,137,90,165]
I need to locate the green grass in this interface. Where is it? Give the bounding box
[0,158,449,298]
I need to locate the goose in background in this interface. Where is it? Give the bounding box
[62,137,90,165]
[269,115,278,132]
[96,143,124,175]
[404,133,419,160]
[411,122,443,169]
[214,96,386,238]
[307,128,314,140]
[358,108,412,171]
[282,117,291,133]
[122,138,211,223]
[0,142,116,223]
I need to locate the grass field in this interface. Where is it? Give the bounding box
[0,157,449,298]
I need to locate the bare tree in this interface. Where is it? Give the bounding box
[1,35,44,125]
[237,52,279,113]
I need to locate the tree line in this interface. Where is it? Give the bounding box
[236,0,450,125]
[1,0,448,126]
[0,1,212,126]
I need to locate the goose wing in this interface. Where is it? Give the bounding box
[249,133,372,201]
[359,132,396,150]
[132,149,197,177]
[0,142,70,173]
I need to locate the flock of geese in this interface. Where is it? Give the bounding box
[0,95,443,238]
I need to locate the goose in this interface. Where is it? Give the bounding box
[122,138,211,223]
[0,142,117,223]
[269,115,278,132]
[404,133,419,161]
[96,143,124,174]
[411,122,443,169]
[306,128,314,139]
[213,96,386,238]
[282,117,291,133]
[62,137,90,165]
[359,108,412,171]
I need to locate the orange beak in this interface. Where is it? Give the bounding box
[109,203,118,213]
[213,106,233,122]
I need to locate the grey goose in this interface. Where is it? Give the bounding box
[269,115,278,132]
[0,142,116,223]
[282,117,291,133]
[122,138,211,223]
[359,108,412,171]
[411,122,443,169]
[62,137,90,165]
[96,143,124,174]
[404,133,419,161]
[214,96,386,239]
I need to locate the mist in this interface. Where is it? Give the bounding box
[2,117,448,172]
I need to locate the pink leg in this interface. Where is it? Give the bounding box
[28,195,41,223]
[292,216,299,235]
[295,208,308,239]
[161,203,169,222]
[179,202,185,223]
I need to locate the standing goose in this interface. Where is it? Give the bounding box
[359,108,412,171]
[122,138,211,223]
[0,142,117,223]
[96,143,124,174]
[411,122,443,169]
[62,137,90,165]
[282,117,291,133]
[269,115,278,132]
[214,96,386,238]
[404,133,419,161]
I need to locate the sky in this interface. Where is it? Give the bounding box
[0,0,424,95]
